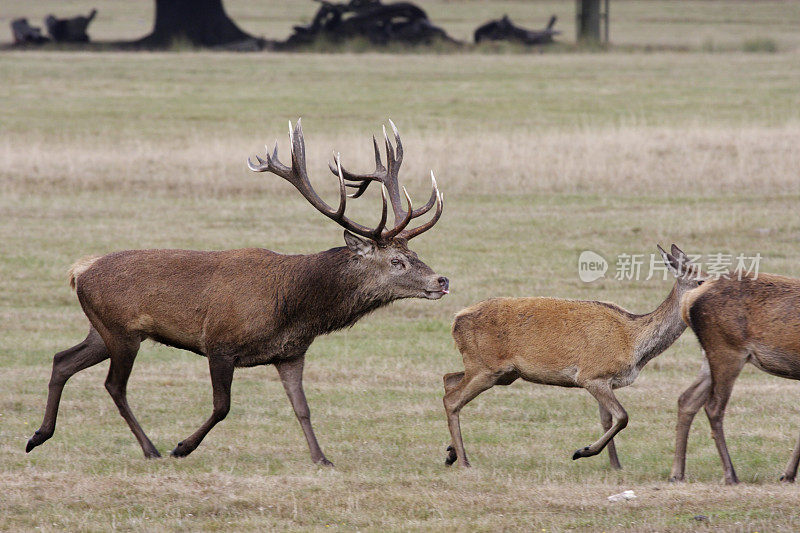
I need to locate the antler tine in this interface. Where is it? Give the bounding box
[372,135,386,172]
[378,122,409,226]
[329,150,371,199]
[372,185,389,239]
[290,119,306,174]
[333,153,347,219]
[409,172,438,218]
[328,135,386,183]
[397,171,444,241]
[382,124,395,168]
[382,186,413,240]
[388,119,403,162]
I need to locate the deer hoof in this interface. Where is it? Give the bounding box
[572,446,590,460]
[780,474,795,483]
[170,441,193,457]
[315,457,335,467]
[445,445,457,466]
[668,475,685,483]
[25,429,51,453]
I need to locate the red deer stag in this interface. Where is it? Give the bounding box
[670,271,800,484]
[26,120,448,464]
[443,245,704,468]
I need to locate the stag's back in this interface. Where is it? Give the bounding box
[452,297,636,384]
[72,249,290,354]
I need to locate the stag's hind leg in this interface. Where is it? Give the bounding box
[171,354,235,458]
[102,334,161,458]
[26,328,110,453]
[573,380,628,461]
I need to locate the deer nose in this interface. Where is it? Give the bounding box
[438,277,449,292]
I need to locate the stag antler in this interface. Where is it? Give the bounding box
[249,119,442,242]
[327,119,442,240]
[248,119,391,241]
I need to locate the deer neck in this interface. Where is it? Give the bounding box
[632,283,687,370]
[293,248,395,335]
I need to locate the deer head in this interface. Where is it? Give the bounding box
[657,244,707,292]
[248,119,449,300]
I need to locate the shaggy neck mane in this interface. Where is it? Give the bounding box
[278,247,395,337]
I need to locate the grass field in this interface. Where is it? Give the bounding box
[2,1,800,531]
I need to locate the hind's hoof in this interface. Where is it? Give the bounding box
[170,441,193,457]
[572,446,590,460]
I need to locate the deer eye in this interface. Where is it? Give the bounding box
[391,258,404,268]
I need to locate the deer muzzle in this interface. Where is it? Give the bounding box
[425,276,450,299]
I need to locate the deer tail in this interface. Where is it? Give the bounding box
[67,255,101,290]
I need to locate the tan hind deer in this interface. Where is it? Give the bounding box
[442,244,704,468]
[670,270,800,485]
[27,120,448,464]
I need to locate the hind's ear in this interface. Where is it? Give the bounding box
[671,244,690,264]
[658,245,682,276]
[344,230,376,257]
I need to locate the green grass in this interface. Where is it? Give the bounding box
[2,2,800,531]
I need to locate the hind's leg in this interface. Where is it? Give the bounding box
[599,403,622,470]
[443,368,500,467]
[572,381,628,460]
[27,328,110,453]
[443,372,465,465]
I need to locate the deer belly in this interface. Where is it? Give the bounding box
[517,365,580,387]
[750,344,800,379]
[610,366,640,388]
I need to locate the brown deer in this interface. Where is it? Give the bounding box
[442,245,704,468]
[26,120,448,465]
[670,271,800,485]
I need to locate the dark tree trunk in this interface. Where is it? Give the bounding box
[135,0,259,48]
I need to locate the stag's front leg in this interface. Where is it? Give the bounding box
[171,354,235,457]
[275,354,333,466]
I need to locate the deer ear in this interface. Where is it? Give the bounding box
[671,244,690,264]
[344,230,376,257]
[658,244,682,276]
